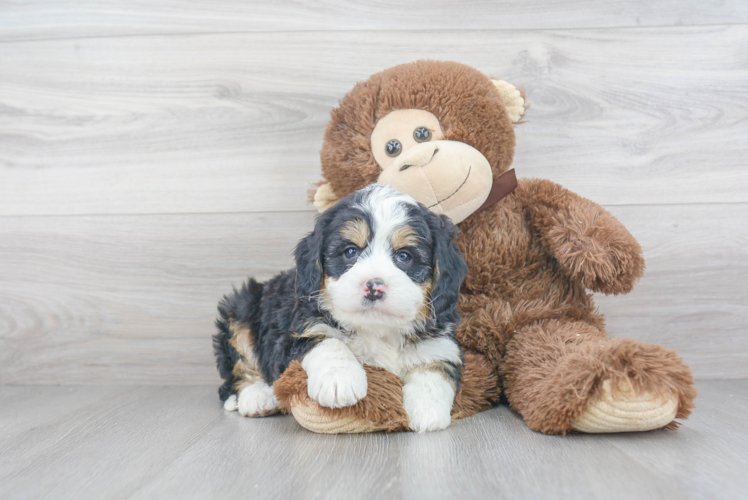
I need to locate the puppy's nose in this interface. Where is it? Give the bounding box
[364,278,385,301]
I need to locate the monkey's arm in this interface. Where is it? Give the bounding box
[519,178,645,295]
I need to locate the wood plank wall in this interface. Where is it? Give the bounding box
[1,2,747,384]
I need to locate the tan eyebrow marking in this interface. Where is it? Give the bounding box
[391,225,419,250]
[340,218,370,248]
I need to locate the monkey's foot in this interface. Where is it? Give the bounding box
[571,378,678,433]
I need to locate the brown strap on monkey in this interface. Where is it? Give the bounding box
[478,168,518,212]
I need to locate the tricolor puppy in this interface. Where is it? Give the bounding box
[213,184,468,432]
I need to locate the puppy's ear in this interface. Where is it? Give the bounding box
[294,230,324,303]
[426,211,468,324]
[294,205,339,302]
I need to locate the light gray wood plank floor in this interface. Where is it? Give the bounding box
[0,380,745,500]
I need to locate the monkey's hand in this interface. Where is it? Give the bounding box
[524,179,645,295]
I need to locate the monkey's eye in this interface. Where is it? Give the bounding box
[344,247,359,260]
[385,140,402,157]
[413,127,431,143]
[396,251,412,264]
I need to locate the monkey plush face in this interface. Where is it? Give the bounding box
[316,60,525,223]
[372,111,494,223]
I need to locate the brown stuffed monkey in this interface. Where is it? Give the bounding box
[273,60,696,434]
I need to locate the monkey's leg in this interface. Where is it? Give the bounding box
[501,319,696,434]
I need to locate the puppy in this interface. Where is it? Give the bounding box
[213,184,468,432]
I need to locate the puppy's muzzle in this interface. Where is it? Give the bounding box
[364,278,385,301]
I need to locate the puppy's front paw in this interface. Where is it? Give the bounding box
[237,382,279,417]
[307,361,367,408]
[223,394,238,412]
[302,338,367,408]
[403,371,455,433]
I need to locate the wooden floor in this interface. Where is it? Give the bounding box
[0,380,745,500]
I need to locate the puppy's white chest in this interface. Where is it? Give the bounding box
[342,330,407,378]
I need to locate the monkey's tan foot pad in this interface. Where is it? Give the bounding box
[571,379,678,433]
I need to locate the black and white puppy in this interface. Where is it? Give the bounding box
[213,184,468,432]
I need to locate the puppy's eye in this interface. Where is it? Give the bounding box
[385,140,402,157]
[413,127,431,143]
[344,247,359,259]
[396,251,412,264]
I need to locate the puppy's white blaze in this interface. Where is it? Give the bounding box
[302,338,368,408]
[236,382,279,417]
[358,184,418,215]
[357,184,417,262]
[403,370,456,433]
[223,394,238,412]
[400,336,462,374]
[364,187,414,251]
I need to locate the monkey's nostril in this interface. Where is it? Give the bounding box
[400,148,439,172]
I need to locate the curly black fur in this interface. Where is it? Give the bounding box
[213,279,263,401]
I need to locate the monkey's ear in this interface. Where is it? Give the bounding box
[308,181,339,213]
[491,80,526,124]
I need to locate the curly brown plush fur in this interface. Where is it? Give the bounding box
[276,60,696,434]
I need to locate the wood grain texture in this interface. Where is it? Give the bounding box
[0,203,745,384]
[594,203,748,379]
[2,0,748,42]
[0,211,314,384]
[0,380,746,499]
[1,26,747,216]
